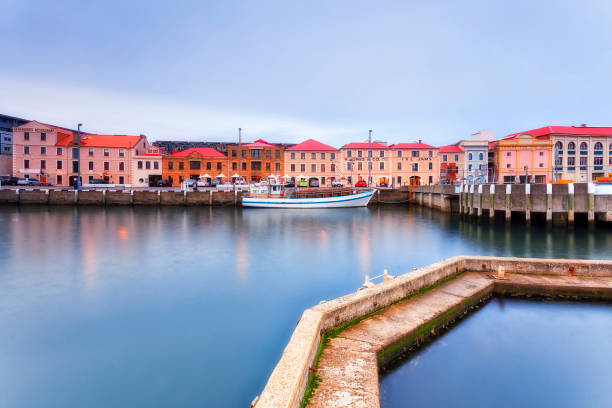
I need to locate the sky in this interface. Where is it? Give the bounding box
[2,0,612,146]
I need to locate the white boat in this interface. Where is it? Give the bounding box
[242,183,375,208]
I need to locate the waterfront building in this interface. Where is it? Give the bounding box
[1,114,29,156]
[12,120,149,186]
[389,142,440,186]
[162,147,228,186]
[226,139,284,182]
[457,130,493,184]
[132,153,163,187]
[491,133,552,184]
[285,139,339,186]
[438,145,464,184]
[340,141,391,186]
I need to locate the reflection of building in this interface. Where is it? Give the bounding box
[491,133,552,184]
[226,139,284,182]
[438,145,464,184]
[162,147,228,186]
[285,139,339,186]
[132,154,163,187]
[12,120,149,186]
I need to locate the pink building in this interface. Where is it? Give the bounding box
[12,121,149,186]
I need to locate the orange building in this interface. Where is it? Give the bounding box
[162,147,228,186]
[226,139,284,182]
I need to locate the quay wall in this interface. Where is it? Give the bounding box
[412,183,612,224]
[253,256,612,408]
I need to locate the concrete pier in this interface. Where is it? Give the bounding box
[253,256,612,408]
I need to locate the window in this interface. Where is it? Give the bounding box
[539,163,544,168]
[291,164,296,172]
[358,150,363,158]
[331,153,336,160]
[380,151,384,157]
[232,149,237,158]
[89,175,94,183]
[568,142,576,150]
[311,153,316,159]
[119,149,125,157]
[311,164,316,172]
[301,153,306,159]
[580,157,587,166]
[251,162,261,171]
[468,164,473,171]
[397,176,402,185]
[72,161,78,172]
[232,162,237,170]
[397,162,402,170]
[594,157,603,165]
[347,151,352,158]
[242,162,246,170]
[539,151,544,156]
[567,157,575,166]
[241,150,247,158]
[24,146,29,154]
[321,153,326,159]
[119,162,125,171]
[266,163,271,171]
[168,161,173,170]
[266,150,271,158]
[138,161,143,169]
[429,151,433,157]
[347,163,352,170]
[88,148,94,157]
[154,161,159,170]
[455,154,459,161]
[321,164,326,172]
[379,162,384,170]
[580,142,588,153]
[119,176,124,184]
[368,150,372,157]
[179,162,184,170]
[41,132,46,141]
[189,161,200,170]
[57,147,62,155]
[252,150,261,158]
[555,141,563,153]
[291,152,295,159]
[72,148,79,159]
[217,162,222,170]
[57,160,62,170]
[428,176,433,184]
[104,162,109,171]
[428,163,433,170]
[57,175,63,185]
[89,161,94,170]
[412,163,418,171]
[104,148,110,157]
[506,152,511,157]
[275,162,280,171]
[479,153,484,160]
[507,164,511,168]
[397,151,402,157]
[412,151,419,158]
[594,142,603,151]
[301,164,306,172]
[331,164,335,172]
[468,153,473,161]
[275,150,280,158]
[321,177,325,185]
[145,161,150,170]
[40,159,46,169]
[206,162,211,170]
[443,155,447,162]
[24,132,29,140]
[358,162,363,171]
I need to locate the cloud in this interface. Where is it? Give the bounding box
[0,75,358,144]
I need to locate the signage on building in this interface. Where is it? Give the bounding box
[19,169,41,173]
[16,127,56,133]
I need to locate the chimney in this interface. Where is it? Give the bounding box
[418,139,422,143]
[581,124,587,127]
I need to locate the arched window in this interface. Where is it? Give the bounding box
[479,152,484,160]
[568,142,575,150]
[468,152,473,160]
[594,142,603,151]
[580,142,588,151]
[555,141,563,150]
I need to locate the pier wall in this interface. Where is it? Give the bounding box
[412,183,612,224]
[253,256,612,408]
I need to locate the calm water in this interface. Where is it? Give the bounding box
[0,205,611,407]
[380,299,612,408]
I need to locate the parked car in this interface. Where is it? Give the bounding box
[211,178,221,187]
[28,179,44,186]
[297,179,308,187]
[0,176,18,186]
[156,179,169,187]
[284,180,295,188]
[308,178,319,188]
[90,178,109,184]
[17,178,30,186]
[331,179,343,188]
[355,180,368,187]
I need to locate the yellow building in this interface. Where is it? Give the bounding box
[285,139,339,187]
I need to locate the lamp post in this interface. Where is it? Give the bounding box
[238,128,242,184]
[368,129,372,187]
[77,123,82,190]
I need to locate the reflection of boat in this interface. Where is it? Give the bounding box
[242,183,375,208]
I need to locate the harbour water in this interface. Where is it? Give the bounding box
[1,206,611,407]
[379,299,612,408]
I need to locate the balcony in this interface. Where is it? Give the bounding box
[580,166,587,171]
[594,151,603,155]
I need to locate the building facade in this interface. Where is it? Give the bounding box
[389,143,439,186]
[285,139,339,186]
[12,121,149,186]
[492,133,552,184]
[340,142,392,186]
[438,145,464,184]
[162,147,228,186]
[226,139,284,182]
[132,154,163,187]
[0,114,28,156]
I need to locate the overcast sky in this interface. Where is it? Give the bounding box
[2,0,612,146]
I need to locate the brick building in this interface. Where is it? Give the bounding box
[226,139,284,182]
[162,147,228,186]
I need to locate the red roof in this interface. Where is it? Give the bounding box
[388,142,436,149]
[140,153,163,156]
[243,139,277,148]
[169,147,226,158]
[438,145,464,153]
[55,134,143,148]
[505,125,612,139]
[341,142,389,149]
[287,139,338,151]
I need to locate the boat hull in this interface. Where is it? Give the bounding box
[241,190,375,208]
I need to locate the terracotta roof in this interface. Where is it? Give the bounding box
[341,142,389,149]
[287,139,338,151]
[438,145,464,153]
[243,139,277,148]
[56,134,143,148]
[169,147,226,158]
[505,125,612,139]
[388,142,436,149]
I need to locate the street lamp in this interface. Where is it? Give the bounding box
[238,128,242,184]
[368,129,372,187]
[77,123,82,190]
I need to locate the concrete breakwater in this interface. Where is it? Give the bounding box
[253,256,612,408]
[411,183,612,224]
[0,188,410,207]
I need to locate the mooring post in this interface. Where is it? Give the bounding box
[505,184,511,222]
[477,184,483,217]
[567,182,574,225]
[587,182,595,223]
[546,183,552,223]
[458,184,463,215]
[469,184,474,216]
[489,184,495,219]
[525,183,531,224]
